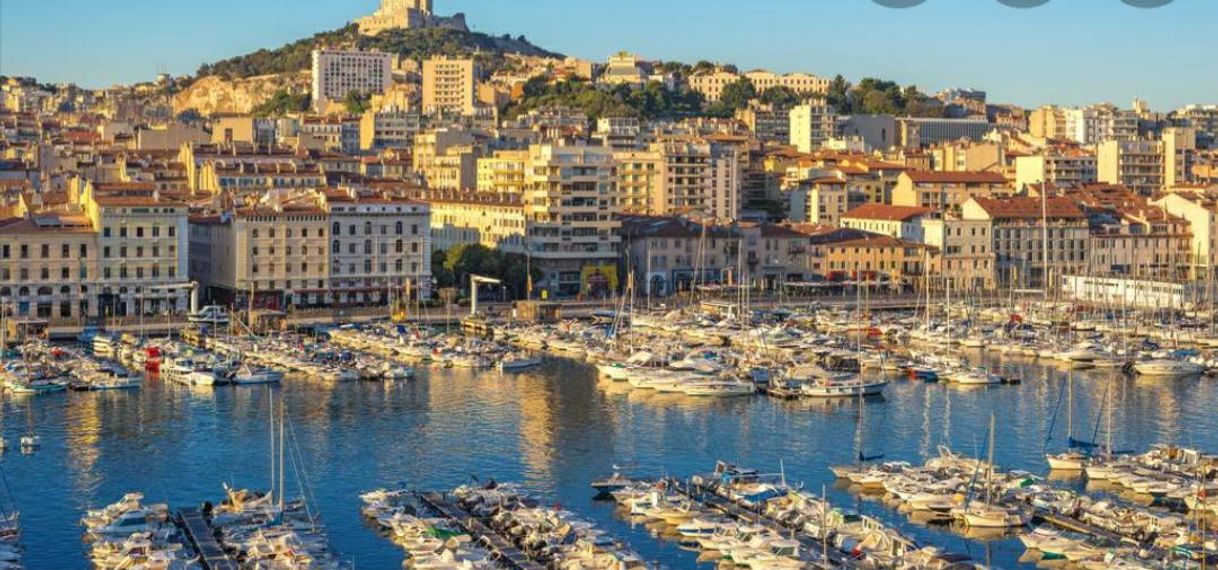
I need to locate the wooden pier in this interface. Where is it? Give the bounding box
[176,507,238,570]
[418,491,544,570]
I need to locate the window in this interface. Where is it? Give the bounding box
[364,260,372,273]
[332,241,340,254]
[60,268,69,280]
[348,243,356,254]
[395,240,403,253]
[168,226,175,237]
[103,228,111,238]
[364,222,372,236]
[62,244,70,258]
[269,228,276,239]
[333,222,341,236]
[0,245,7,259]
[152,226,160,238]
[40,268,49,280]
[136,227,144,238]
[364,241,372,255]
[80,244,87,258]
[19,245,28,259]
[395,259,403,272]
[253,229,260,239]
[395,221,403,235]
[120,227,127,238]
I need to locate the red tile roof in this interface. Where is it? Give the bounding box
[971,196,1085,220]
[905,171,1008,185]
[843,204,933,222]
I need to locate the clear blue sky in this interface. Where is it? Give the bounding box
[1,0,1213,110]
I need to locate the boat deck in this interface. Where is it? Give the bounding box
[418,491,545,570]
[176,507,237,570]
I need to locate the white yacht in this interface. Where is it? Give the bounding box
[1134,359,1204,377]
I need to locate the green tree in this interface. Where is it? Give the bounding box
[344,90,372,115]
[250,89,310,117]
[718,77,757,111]
[759,86,801,108]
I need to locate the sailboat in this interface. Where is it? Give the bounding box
[1045,376,1095,471]
[957,414,1031,528]
[828,384,885,481]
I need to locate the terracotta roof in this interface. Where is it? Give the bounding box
[843,204,933,222]
[904,171,1008,184]
[971,196,1085,220]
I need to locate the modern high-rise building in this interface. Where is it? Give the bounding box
[311,49,393,112]
[422,57,478,116]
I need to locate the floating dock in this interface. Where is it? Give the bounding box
[176,507,238,570]
[418,491,544,570]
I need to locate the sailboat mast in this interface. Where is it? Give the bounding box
[269,392,276,501]
[278,395,286,510]
[987,412,996,505]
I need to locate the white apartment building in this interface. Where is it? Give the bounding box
[789,101,836,153]
[311,49,393,112]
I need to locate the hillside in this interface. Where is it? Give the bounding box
[192,25,562,83]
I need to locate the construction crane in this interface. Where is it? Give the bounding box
[469,275,502,318]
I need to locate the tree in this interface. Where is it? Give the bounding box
[759,86,801,109]
[344,91,371,115]
[250,89,310,117]
[718,78,757,111]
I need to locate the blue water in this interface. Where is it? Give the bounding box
[5,356,1218,569]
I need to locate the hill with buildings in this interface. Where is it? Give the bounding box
[191,25,561,83]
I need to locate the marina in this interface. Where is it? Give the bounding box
[0,301,1217,567]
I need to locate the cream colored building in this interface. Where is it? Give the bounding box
[891,171,1012,215]
[413,128,480,190]
[961,196,1088,289]
[921,217,996,290]
[0,214,97,319]
[360,108,421,151]
[476,150,528,195]
[311,49,393,112]
[613,150,661,214]
[422,57,478,116]
[689,69,829,102]
[1150,190,1218,278]
[326,188,432,304]
[1014,148,1097,191]
[426,192,526,253]
[81,183,191,316]
[523,143,621,297]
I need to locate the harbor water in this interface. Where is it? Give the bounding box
[6,354,1218,569]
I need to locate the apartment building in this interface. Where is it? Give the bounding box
[360,108,421,151]
[1014,147,1097,191]
[891,171,1011,215]
[475,150,528,195]
[649,139,740,221]
[422,57,478,116]
[1150,189,1218,279]
[789,102,836,154]
[425,191,526,253]
[961,196,1089,289]
[413,128,481,191]
[0,214,97,319]
[594,117,641,150]
[327,188,432,304]
[613,150,661,214]
[523,143,620,297]
[920,218,996,290]
[311,49,393,112]
[736,103,791,144]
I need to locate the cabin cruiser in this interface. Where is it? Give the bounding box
[231,365,283,385]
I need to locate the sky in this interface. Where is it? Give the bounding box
[1,0,1214,111]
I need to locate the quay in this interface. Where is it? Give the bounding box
[667,477,856,567]
[176,507,238,570]
[417,491,545,570]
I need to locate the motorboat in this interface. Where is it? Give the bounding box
[232,365,283,385]
[1134,359,1204,377]
[681,379,756,397]
[800,377,887,398]
[498,353,542,372]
